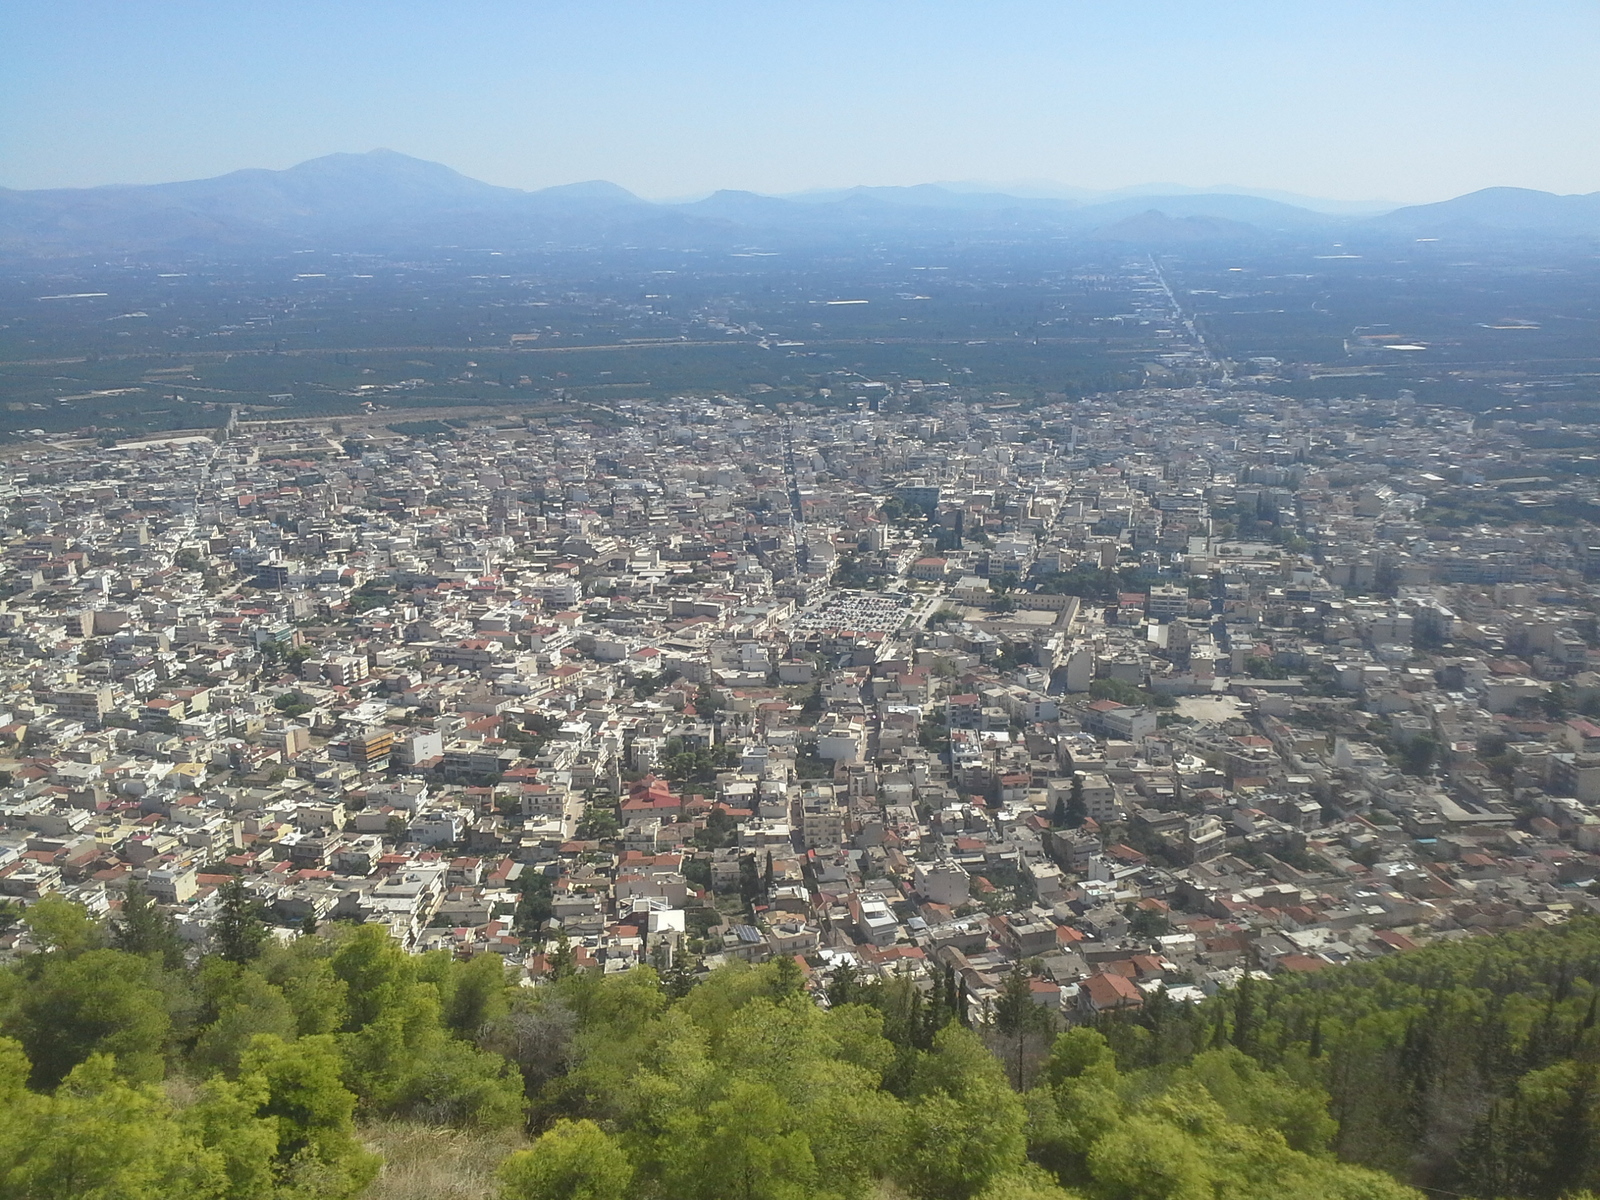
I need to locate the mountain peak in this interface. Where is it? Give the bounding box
[268,149,517,196]
[1089,209,1263,245]
[530,180,642,204]
[1373,186,1600,235]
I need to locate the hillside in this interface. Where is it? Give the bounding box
[13,888,1600,1198]
[1372,186,1600,238]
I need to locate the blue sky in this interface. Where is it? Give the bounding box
[3,1,1597,202]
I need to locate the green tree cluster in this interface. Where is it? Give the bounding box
[1028,1030,1417,1200]
[17,891,1600,1199]
[1051,775,1087,830]
[1088,678,1174,709]
[273,691,313,719]
[0,900,526,1198]
[575,795,621,842]
[1084,916,1600,1198]
[659,738,739,789]
[511,959,1022,1200]
[0,1036,376,1200]
[1034,567,1120,603]
[691,806,739,851]
[498,957,1429,1200]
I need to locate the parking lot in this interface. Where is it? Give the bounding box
[790,590,915,634]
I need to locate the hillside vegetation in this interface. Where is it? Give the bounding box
[8,892,1600,1199]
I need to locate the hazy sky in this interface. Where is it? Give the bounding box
[3,1,1598,202]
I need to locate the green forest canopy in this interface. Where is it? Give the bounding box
[9,895,1600,1199]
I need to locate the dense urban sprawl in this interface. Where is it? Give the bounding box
[3,375,1599,1025]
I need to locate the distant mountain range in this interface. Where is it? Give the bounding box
[785,180,1401,215]
[2,149,1598,258]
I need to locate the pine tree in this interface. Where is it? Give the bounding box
[920,976,950,1050]
[738,855,761,910]
[769,953,804,997]
[548,933,576,980]
[900,981,925,1049]
[992,965,1049,1090]
[110,879,184,969]
[827,961,862,1008]
[1231,972,1257,1053]
[212,877,268,964]
[1066,774,1088,828]
[662,954,698,1000]
[1210,997,1230,1050]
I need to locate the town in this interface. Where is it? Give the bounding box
[5,335,1598,1028]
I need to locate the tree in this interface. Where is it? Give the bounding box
[444,953,510,1039]
[22,893,102,956]
[548,934,576,981]
[0,1045,228,1200]
[10,949,171,1089]
[827,962,868,1009]
[991,966,1054,1090]
[176,1072,281,1199]
[481,994,578,1102]
[515,871,555,932]
[901,1025,1029,1200]
[262,940,349,1036]
[387,1031,526,1129]
[976,1165,1083,1200]
[1085,1114,1212,1200]
[739,854,763,908]
[663,1078,815,1200]
[945,963,966,1028]
[576,804,620,842]
[769,954,804,998]
[1129,905,1169,941]
[328,923,414,1031]
[1069,773,1086,818]
[212,879,269,965]
[498,1118,633,1200]
[239,1033,379,1197]
[1044,1027,1118,1089]
[693,808,738,851]
[1054,775,1087,830]
[110,880,185,970]
[1400,735,1437,777]
[1171,1048,1336,1156]
[1457,1059,1600,1199]
[1229,972,1257,1055]
[190,964,297,1078]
